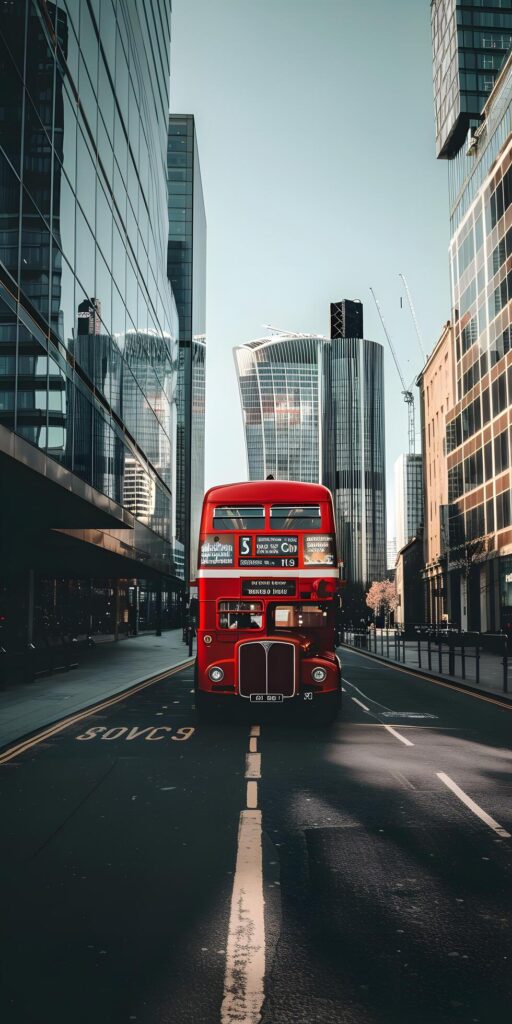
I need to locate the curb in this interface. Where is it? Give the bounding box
[339,643,512,708]
[0,655,196,760]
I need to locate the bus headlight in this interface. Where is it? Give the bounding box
[311,666,327,683]
[208,666,224,682]
[203,634,213,645]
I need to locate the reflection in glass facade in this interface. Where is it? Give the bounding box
[432,0,512,159]
[0,1,182,579]
[167,115,206,582]
[394,453,424,552]
[234,331,387,587]
[442,50,512,629]
[234,335,323,483]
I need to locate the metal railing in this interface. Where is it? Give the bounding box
[340,627,510,693]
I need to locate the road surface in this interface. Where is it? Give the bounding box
[1,649,511,1023]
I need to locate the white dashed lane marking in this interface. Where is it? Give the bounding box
[221,726,265,1023]
[437,771,511,839]
[383,724,414,747]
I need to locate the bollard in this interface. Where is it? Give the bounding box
[448,636,455,676]
[188,627,193,659]
[394,632,397,660]
[438,635,442,674]
[503,636,508,693]
[427,635,432,671]
[461,642,465,680]
[380,629,384,656]
[417,638,421,668]
[386,628,390,658]
[475,639,480,686]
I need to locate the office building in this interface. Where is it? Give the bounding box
[395,537,424,628]
[167,115,206,583]
[324,334,387,589]
[417,322,456,624]
[0,0,183,646]
[430,20,512,630]
[329,299,363,341]
[234,303,387,591]
[387,537,398,572]
[394,453,424,551]
[234,333,323,483]
[431,0,512,159]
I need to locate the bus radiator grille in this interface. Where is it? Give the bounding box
[238,641,295,698]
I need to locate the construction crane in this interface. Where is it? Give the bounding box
[399,273,427,363]
[370,286,416,455]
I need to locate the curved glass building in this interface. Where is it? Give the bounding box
[234,327,386,588]
[234,334,323,482]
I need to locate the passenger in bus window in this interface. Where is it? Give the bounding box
[229,611,261,629]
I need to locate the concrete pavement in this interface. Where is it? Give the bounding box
[0,629,195,750]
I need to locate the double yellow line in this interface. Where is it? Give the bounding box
[345,646,512,712]
[0,659,195,766]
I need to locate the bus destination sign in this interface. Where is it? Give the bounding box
[200,535,234,566]
[242,579,296,597]
[238,535,298,567]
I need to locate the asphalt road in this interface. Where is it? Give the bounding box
[1,648,511,1024]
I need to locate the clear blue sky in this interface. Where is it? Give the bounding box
[170,0,451,539]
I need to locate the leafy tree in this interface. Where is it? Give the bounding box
[365,580,398,625]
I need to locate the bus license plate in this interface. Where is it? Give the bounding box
[250,693,283,703]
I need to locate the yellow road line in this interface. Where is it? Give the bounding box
[344,647,512,712]
[0,659,195,766]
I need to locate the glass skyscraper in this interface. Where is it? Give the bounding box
[167,114,206,583]
[394,453,424,552]
[324,335,387,587]
[0,0,183,641]
[432,0,512,159]
[234,317,387,589]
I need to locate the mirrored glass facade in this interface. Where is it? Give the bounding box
[443,50,512,629]
[0,0,181,579]
[394,453,424,552]
[324,337,387,586]
[167,115,206,582]
[234,330,387,587]
[432,0,512,159]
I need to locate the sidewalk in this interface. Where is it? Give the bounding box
[0,629,195,751]
[341,636,511,703]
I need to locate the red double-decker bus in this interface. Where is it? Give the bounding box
[194,479,342,722]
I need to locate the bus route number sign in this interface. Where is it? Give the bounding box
[242,579,296,597]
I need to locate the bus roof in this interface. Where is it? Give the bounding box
[204,480,333,504]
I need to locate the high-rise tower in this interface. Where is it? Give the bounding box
[234,303,387,589]
[167,115,207,582]
[431,0,512,159]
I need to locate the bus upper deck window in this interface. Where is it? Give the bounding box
[213,506,265,530]
[270,505,321,530]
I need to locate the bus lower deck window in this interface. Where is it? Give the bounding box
[273,604,327,628]
[219,601,264,629]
